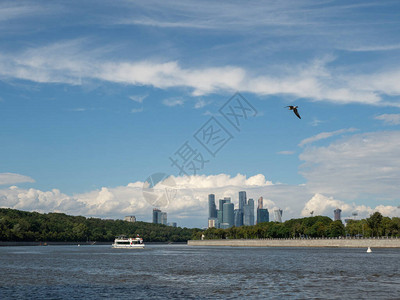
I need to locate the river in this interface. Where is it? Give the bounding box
[0,244,399,299]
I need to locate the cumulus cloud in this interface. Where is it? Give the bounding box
[299,128,358,147]
[0,173,35,185]
[374,114,400,125]
[0,173,311,227]
[1,169,397,227]
[300,131,400,200]
[302,193,400,219]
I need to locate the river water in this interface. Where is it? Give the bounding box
[0,245,399,299]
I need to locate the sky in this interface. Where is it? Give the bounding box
[1,0,400,228]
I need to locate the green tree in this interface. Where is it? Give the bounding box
[327,220,345,237]
[367,212,383,237]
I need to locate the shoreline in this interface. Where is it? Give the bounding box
[0,241,186,247]
[187,238,400,248]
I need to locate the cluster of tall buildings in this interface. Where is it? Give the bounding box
[152,208,177,227]
[208,191,281,229]
[153,208,167,225]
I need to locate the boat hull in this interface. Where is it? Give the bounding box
[111,244,145,249]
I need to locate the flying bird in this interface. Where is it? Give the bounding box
[286,105,301,119]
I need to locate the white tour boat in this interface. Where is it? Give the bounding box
[112,235,145,249]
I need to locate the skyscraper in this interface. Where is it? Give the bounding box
[334,208,342,221]
[257,208,269,224]
[217,210,223,227]
[258,197,263,209]
[274,209,283,223]
[218,197,231,226]
[234,209,241,227]
[239,191,247,211]
[152,208,161,224]
[222,202,234,228]
[161,212,167,225]
[238,191,247,227]
[249,198,255,225]
[208,194,217,218]
[244,198,255,226]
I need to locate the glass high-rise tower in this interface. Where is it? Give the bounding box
[152,208,161,224]
[238,191,247,226]
[218,198,231,226]
[208,194,217,218]
[258,197,263,209]
[274,209,283,223]
[257,208,269,224]
[243,198,255,226]
[222,202,234,228]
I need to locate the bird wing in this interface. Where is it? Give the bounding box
[293,108,301,119]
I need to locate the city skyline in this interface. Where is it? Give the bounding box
[1,1,400,228]
[208,191,279,229]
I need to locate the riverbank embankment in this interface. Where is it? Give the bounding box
[188,238,400,248]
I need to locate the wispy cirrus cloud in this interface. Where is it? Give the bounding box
[299,128,358,147]
[299,131,400,200]
[277,150,295,155]
[131,107,144,113]
[162,98,184,107]
[129,94,147,103]
[342,44,400,52]
[0,173,35,185]
[374,114,400,125]
[0,2,49,22]
[194,99,210,109]
[1,40,400,106]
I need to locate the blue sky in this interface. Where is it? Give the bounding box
[1,0,400,228]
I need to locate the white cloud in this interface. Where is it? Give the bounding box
[374,114,400,125]
[162,98,184,107]
[131,107,144,113]
[277,150,295,155]
[0,173,310,227]
[0,2,50,22]
[343,44,400,52]
[0,173,35,185]
[310,118,324,127]
[299,131,400,200]
[301,193,400,219]
[299,128,358,147]
[8,171,397,227]
[1,41,400,105]
[194,99,210,109]
[129,94,147,103]
[68,108,86,112]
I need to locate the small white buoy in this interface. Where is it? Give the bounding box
[78,244,80,247]
[367,247,372,253]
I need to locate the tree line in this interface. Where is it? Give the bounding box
[0,208,201,242]
[2,208,399,242]
[193,212,400,240]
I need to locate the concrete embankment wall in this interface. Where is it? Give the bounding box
[188,238,400,248]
